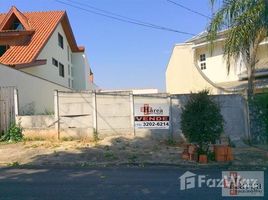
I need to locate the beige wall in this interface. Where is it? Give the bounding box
[166,40,268,94]
[0,64,70,114]
[195,41,239,83]
[166,44,218,94]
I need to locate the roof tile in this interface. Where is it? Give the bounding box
[0,7,83,66]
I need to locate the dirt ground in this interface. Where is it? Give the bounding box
[0,136,268,167]
[0,136,184,167]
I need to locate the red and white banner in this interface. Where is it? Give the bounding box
[134,103,169,129]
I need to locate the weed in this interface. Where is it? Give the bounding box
[53,150,59,156]
[8,161,20,167]
[61,137,74,142]
[1,122,23,142]
[128,154,138,162]
[243,138,252,146]
[166,138,176,146]
[30,144,39,148]
[104,145,110,151]
[23,137,45,142]
[104,151,117,160]
[93,128,99,142]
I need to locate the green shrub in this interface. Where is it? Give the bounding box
[1,122,23,142]
[181,90,224,153]
[251,92,268,142]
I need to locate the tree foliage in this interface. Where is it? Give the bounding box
[208,0,268,96]
[181,90,224,152]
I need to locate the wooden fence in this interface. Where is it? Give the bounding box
[0,87,16,134]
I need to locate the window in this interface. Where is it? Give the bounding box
[58,33,64,49]
[68,64,70,75]
[199,54,206,70]
[0,45,9,57]
[52,58,58,67]
[12,19,24,30]
[200,54,206,62]
[72,80,74,88]
[201,63,206,70]
[59,63,64,77]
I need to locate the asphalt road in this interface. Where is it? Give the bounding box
[0,166,266,200]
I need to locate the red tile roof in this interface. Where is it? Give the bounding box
[0,6,84,66]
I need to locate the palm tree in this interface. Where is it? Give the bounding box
[207,0,268,97]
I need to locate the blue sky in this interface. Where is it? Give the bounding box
[0,0,215,91]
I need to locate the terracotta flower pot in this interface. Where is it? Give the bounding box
[226,147,234,161]
[214,145,228,162]
[199,154,208,164]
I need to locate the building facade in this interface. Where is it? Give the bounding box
[0,6,96,114]
[0,6,93,91]
[166,31,268,94]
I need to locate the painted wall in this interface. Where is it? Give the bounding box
[166,44,219,94]
[195,41,239,83]
[166,41,268,94]
[21,23,91,90]
[71,52,91,90]
[0,64,70,114]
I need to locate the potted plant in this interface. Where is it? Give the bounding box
[181,90,224,163]
[197,148,208,164]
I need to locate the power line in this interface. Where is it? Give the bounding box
[167,0,211,19]
[55,0,195,36]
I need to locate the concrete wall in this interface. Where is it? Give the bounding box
[171,94,248,141]
[96,93,132,137]
[51,91,248,141]
[58,92,94,139]
[0,64,70,114]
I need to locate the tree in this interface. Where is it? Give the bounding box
[207,0,268,97]
[181,90,224,153]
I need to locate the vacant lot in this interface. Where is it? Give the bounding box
[0,136,184,167]
[0,136,267,167]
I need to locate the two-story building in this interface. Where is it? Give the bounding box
[0,6,96,114]
[166,31,268,94]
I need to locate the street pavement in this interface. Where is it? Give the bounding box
[0,166,266,200]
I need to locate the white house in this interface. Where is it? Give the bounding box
[166,31,268,94]
[0,6,96,114]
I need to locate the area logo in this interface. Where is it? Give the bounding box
[140,104,163,115]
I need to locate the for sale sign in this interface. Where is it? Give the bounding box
[134,103,169,129]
